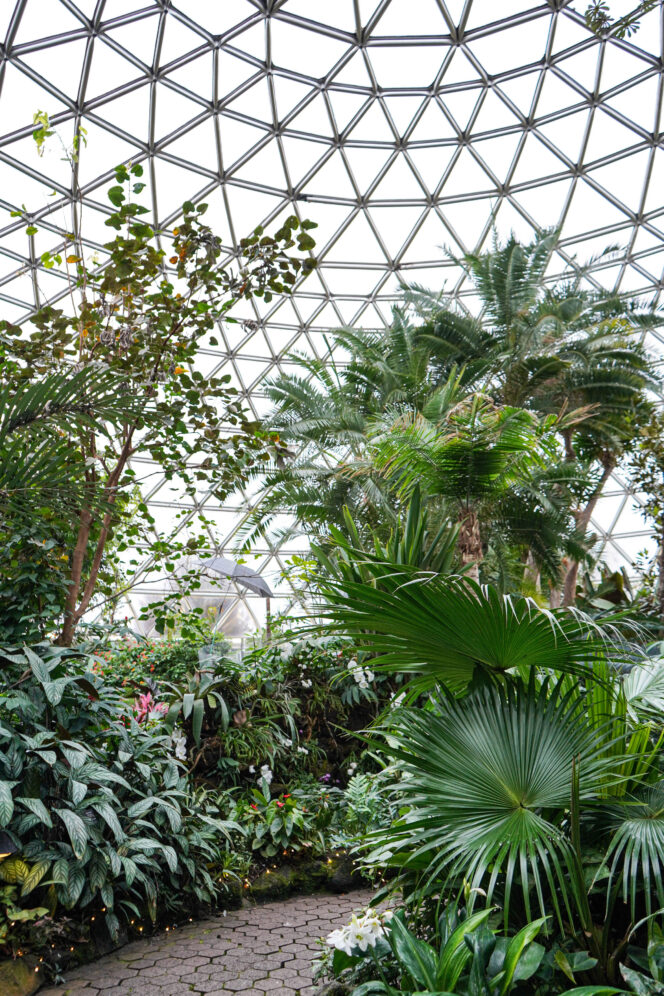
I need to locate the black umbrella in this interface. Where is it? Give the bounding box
[204,556,274,598]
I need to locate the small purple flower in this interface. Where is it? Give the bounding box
[319,773,331,783]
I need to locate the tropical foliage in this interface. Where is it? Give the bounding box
[255,230,658,605]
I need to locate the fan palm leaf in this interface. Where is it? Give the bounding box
[366,676,609,927]
[315,574,613,691]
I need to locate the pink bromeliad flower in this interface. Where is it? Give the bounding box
[134,691,168,723]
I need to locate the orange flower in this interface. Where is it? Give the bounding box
[173,365,185,375]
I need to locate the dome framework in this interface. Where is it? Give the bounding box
[1,0,663,628]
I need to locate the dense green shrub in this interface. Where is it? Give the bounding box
[0,643,238,946]
[100,633,231,686]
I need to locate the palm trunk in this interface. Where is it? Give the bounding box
[562,458,616,607]
[457,506,482,583]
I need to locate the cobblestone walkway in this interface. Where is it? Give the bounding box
[40,889,372,995]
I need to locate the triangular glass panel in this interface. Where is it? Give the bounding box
[173,0,256,37]
[564,179,631,237]
[76,120,141,187]
[372,0,446,36]
[442,148,495,198]
[224,183,285,235]
[217,50,261,100]
[346,99,396,143]
[515,178,572,230]
[382,95,428,138]
[554,50,599,96]
[218,116,268,169]
[408,97,456,143]
[164,117,220,173]
[341,145,395,196]
[406,144,456,192]
[225,77,275,124]
[587,151,649,214]
[471,89,521,135]
[534,70,583,118]
[491,198,538,243]
[154,83,205,141]
[367,44,447,89]
[104,14,160,68]
[367,205,425,258]
[20,38,88,100]
[233,141,288,190]
[324,211,388,265]
[301,151,357,200]
[288,94,335,139]
[599,41,648,92]
[13,0,82,43]
[536,109,590,165]
[327,90,371,135]
[643,149,664,217]
[330,49,374,88]
[551,8,597,55]
[584,108,641,163]
[471,132,522,184]
[606,74,661,134]
[84,40,143,101]
[440,49,483,87]
[370,153,425,200]
[158,14,207,65]
[399,207,455,263]
[496,70,540,118]
[279,0,356,33]
[464,0,538,31]
[152,158,205,220]
[272,75,318,124]
[439,86,482,132]
[165,51,213,98]
[228,21,265,62]
[468,15,550,77]
[270,20,350,80]
[97,84,151,142]
[280,135,330,187]
[510,134,567,186]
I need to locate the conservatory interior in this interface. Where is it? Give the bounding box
[3,1,664,994]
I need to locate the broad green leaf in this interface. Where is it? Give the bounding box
[57,809,88,858]
[0,781,15,826]
[389,915,437,989]
[497,917,547,994]
[17,796,52,827]
[21,859,50,896]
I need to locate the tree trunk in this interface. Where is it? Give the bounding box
[457,506,482,583]
[562,458,616,607]
[57,432,135,646]
[657,532,664,622]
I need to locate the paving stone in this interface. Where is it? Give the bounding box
[43,889,373,993]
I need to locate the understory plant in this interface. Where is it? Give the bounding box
[0,643,239,944]
[322,906,622,995]
[312,560,664,988]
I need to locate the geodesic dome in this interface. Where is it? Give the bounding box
[1,0,663,628]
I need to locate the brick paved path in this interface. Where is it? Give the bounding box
[40,889,373,995]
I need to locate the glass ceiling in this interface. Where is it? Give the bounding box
[1,0,663,631]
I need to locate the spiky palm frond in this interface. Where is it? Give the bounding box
[0,366,156,513]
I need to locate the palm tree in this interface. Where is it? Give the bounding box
[369,390,580,585]
[244,313,445,547]
[407,230,659,602]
